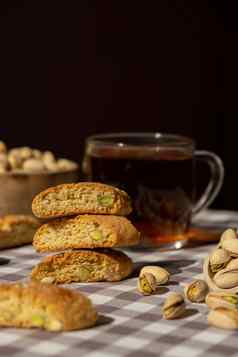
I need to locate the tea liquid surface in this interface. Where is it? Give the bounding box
[87,148,195,236]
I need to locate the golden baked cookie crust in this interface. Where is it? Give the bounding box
[33,214,140,252]
[31,249,133,284]
[0,281,97,331]
[0,214,40,249]
[32,182,132,218]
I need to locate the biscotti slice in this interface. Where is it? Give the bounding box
[33,214,140,252]
[32,182,132,218]
[0,215,40,249]
[0,281,97,331]
[31,249,133,284]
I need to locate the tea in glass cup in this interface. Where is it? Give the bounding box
[83,133,224,248]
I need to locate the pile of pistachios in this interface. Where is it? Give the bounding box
[137,265,208,319]
[202,228,238,330]
[203,229,238,293]
[137,228,238,330]
[0,140,78,173]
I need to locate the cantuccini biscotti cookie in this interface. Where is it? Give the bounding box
[0,281,97,331]
[31,249,133,284]
[32,182,132,218]
[0,215,40,249]
[33,214,140,252]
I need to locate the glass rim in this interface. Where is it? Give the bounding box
[86,132,195,151]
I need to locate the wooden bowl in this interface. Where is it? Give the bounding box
[0,169,79,216]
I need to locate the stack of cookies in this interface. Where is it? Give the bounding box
[30,182,140,284]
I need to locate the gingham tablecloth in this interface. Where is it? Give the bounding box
[0,210,238,357]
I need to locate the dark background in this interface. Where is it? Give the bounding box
[0,1,234,209]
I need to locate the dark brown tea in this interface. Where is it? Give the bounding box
[83,146,196,238]
[83,133,224,247]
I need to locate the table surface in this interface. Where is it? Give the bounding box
[1,210,238,357]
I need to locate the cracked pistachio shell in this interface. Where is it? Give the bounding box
[140,266,170,285]
[209,248,231,273]
[203,256,238,294]
[32,149,42,159]
[8,154,23,169]
[137,273,157,295]
[214,268,238,289]
[42,151,55,163]
[220,229,237,245]
[208,308,238,330]
[162,293,185,320]
[222,239,238,257]
[185,279,209,303]
[23,159,45,172]
[57,159,78,171]
[19,147,33,160]
[226,258,238,270]
[206,292,238,310]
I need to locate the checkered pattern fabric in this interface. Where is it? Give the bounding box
[0,209,238,357]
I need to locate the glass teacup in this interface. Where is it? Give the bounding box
[83,133,224,248]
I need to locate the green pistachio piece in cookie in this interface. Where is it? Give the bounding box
[90,230,103,241]
[78,267,91,281]
[97,194,114,207]
[31,315,45,327]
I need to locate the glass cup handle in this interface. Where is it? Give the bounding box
[192,150,225,215]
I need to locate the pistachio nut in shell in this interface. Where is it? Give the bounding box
[220,229,237,246]
[162,292,185,320]
[203,256,238,294]
[206,291,238,310]
[222,239,238,257]
[208,308,238,330]
[138,273,157,295]
[226,258,238,270]
[214,268,238,289]
[209,248,231,273]
[140,266,170,285]
[185,279,209,303]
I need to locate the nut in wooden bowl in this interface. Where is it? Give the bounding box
[0,143,79,216]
